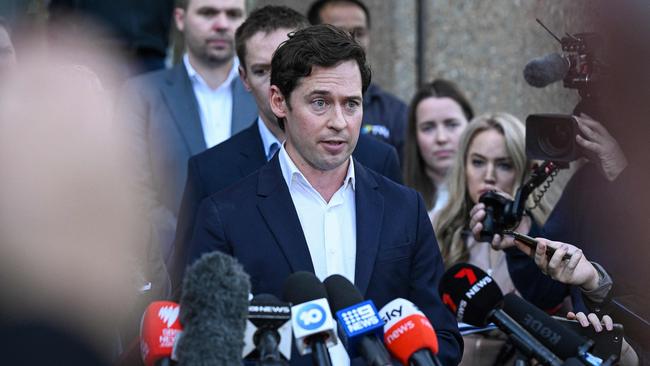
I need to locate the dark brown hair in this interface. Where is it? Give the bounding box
[270,24,371,129]
[403,79,474,210]
[235,6,309,70]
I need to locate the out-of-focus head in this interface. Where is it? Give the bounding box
[403,79,474,209]
[0,17,16,76]
[0,29,144,357]
[174,0,246,67]
[269,24,370,174]
[307,0,370,51]
[235,5,308,128]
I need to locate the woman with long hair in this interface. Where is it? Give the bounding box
[433,112,529,365]
[403,79,474,215]
[434,112,528,288]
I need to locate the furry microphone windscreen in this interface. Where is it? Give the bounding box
[177,251,251,366]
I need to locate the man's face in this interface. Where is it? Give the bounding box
[174,0,245,66]
[0,26,16,75]
[319,2,369,50]
[239,28,293,127]
[270,60,363,172]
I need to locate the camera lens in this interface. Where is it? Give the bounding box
[539,121,574,157]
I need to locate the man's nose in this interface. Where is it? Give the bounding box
[212,12,230,31]
[328,104,348,131]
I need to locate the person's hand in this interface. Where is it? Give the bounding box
[567,311,611,332]
[567,312,639,366]
[527,238,599,291]
[468,192,532,250]
[575,113,627,181]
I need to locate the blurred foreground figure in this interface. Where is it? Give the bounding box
[0,17,16,77]
[0,30,153,363]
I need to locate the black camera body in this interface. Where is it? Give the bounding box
[477,162,563,241]
[478,192,524,242]
[526,114,582,162]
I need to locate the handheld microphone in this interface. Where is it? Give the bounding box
[323,274,392,366]
[379,298,442,366]
[176,251,251,365]
[283,271,337,366]
[502,294,603,366]
[242,293,292,365]
[439,263,563,366]
[523,53,570,88]
[140,301,183,366]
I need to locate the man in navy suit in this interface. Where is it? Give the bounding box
[187,25,461,365]
[169,6,401,293]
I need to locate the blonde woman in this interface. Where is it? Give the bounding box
[433,112,530,365]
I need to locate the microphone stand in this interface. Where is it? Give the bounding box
[309,335,332,366]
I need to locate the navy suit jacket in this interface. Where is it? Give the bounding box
[170,121,402,293]
[186,155,462,366]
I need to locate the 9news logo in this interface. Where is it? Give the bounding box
[296,303,326,331]
[338,300,383,335]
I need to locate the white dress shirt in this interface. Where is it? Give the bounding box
[184,54,239,148]
[278,144,357,366]
[257,117,282,161]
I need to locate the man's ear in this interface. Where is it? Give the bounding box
[269,85,287,119]
[238,65,252,92]
[173,8,186,32]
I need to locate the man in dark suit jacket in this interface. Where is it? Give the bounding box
[187,24,461,365]
[169,6,401,293]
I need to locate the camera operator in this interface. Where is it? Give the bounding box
[469,111,649,362]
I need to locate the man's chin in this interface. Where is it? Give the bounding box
[204,51,234,66]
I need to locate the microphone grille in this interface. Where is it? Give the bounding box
[282,271,327,305]
[323,274,364,313]
[523,53,569,88]
[177,251,250,365]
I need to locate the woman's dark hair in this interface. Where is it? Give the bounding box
[270,24,371,129]
[403,79,474,210]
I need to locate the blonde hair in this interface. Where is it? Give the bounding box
[433,112,528,267]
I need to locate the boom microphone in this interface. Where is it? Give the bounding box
[242,293,292,365]
[379,298,442,366]
[176,252,251,365]
[283,271,337,366]
[523,53,570,88]
[323,274,392,366]
[439,263,562,366]
[502,294,602,365]
[140,301,183,366]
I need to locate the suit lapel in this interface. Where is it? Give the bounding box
[353,161,384,295]
[237,121,267,178]
[161,63,206,156]
[256,156,314,273]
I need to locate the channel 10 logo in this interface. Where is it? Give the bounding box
[296,303,327,331]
